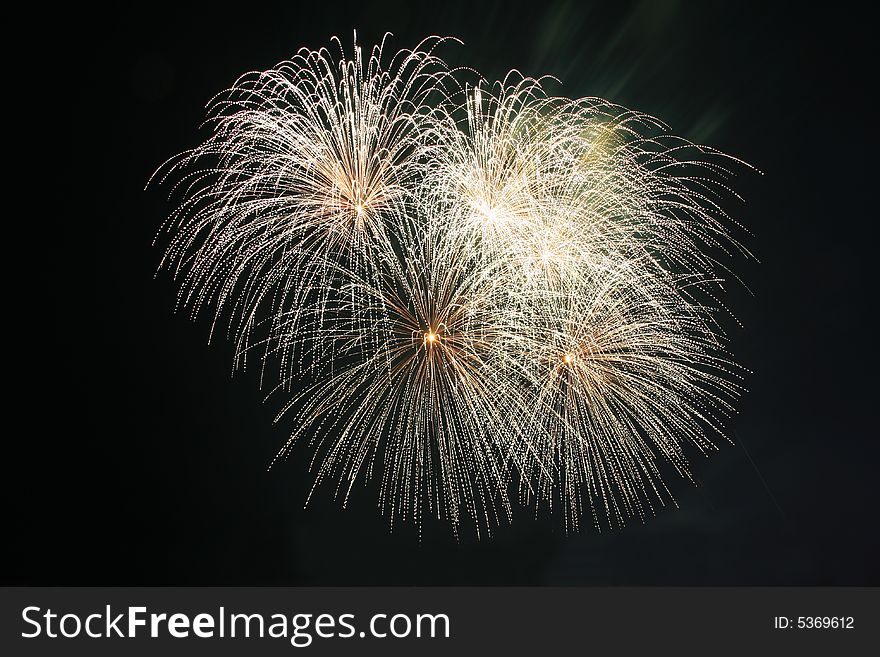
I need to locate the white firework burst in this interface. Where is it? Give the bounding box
[271,225,540,536]
[424,76,751,530]
[154,33,455,381]
[153,33,752,536]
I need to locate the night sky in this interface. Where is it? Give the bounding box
[14,1,877,585]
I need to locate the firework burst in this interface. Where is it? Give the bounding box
[270,226,536,537]
[153,33,455,379]
[154,33,752,535]
[512,260,744,532]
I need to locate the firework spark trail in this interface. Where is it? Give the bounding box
[154,33,752,535]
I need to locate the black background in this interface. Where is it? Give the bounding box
[14,1,877,585]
